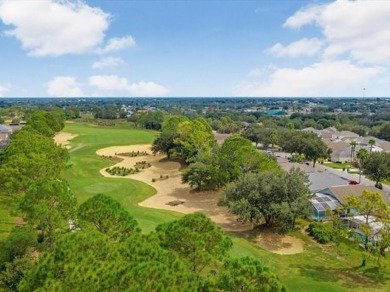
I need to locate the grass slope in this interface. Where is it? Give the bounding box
[64,122,389,291]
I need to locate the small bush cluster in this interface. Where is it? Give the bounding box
[105,166,139,176]
[308,222,333,244]
[101,155,123,163]
[116,151,149,157]
[152,175,169,182]
[134,161,151,169]
[290,154,304,163]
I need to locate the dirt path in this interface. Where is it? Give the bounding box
[96,144,252,232]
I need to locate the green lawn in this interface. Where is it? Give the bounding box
[323,162,352,170]
[62,122,390,291]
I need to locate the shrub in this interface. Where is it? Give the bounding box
[152,178,156,182]
[308,222,333,244]
[117,151,149,157]
[105,166,137,176]
[290,154,304,163]
[134,161,151,169]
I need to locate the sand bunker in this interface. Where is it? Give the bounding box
[54,132,78,149]
[256,232,304,255]
[96,144,252,232]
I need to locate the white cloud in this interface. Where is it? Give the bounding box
[127,82,169,97]
[0,84,9,97]
[236,61,380,97]
[269,38,324,57]
[89,75,129,91]
[284,0,390,65]
[46,77,84,97]
[284,5,324,29]
[98,36,136,54]
[92,57,124,70]
[88,75,169,97]
[0,0,110,57]
[249,68,263,77]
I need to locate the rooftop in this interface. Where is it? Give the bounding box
[321,185,390,204]
[307,172,349,192]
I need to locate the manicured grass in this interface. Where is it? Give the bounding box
[63,122,390,291]
[324,162,352,169]
[62,122,182,233]
[230,229,390,292]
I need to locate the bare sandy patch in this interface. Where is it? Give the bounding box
[96,144,252,232]
[15,217,26,227]
[256,231,304,255]
[54,132,78,149]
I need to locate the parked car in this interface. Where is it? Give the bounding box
[348,180,359,185]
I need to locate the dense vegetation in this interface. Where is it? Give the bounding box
[0,111,285,291]
[2,97,390,141]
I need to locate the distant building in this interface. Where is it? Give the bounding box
[0,124,12,134]
[264,109,287,116]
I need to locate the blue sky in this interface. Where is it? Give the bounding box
[0,0,389,97]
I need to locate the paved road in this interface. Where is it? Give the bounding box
[273,151,390,193]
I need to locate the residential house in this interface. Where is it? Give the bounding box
[311,185,390,220]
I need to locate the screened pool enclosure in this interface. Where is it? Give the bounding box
[310,193,343,220]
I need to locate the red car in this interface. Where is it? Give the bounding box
[348,180,359,185]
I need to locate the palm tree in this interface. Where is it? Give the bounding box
[356,148,368,183]
[350,141,357,161]
[368,138,376,153]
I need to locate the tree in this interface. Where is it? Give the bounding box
[345,190,389,267]
[235,145,279,174]
[217,136,254,184]
[269,128,278,148]
[0,255,34,291]
[175,118,216,162]
[242,124,262,147]
[152,115,189,159]
[0,129,69,194]
[155,213,232,273]
[368,138,376,153]
[302,136,328,167]
[182,161,217,191]
[216,257,285,292]
[77,194,140,242]
[350,141,357,161]
[362,152,390,185]
[19,230,201,291]
[377,122,390,141]
[20,178,76,248]
[356,148,368,183]
[27,110,64,137]
[223,168,311,230]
